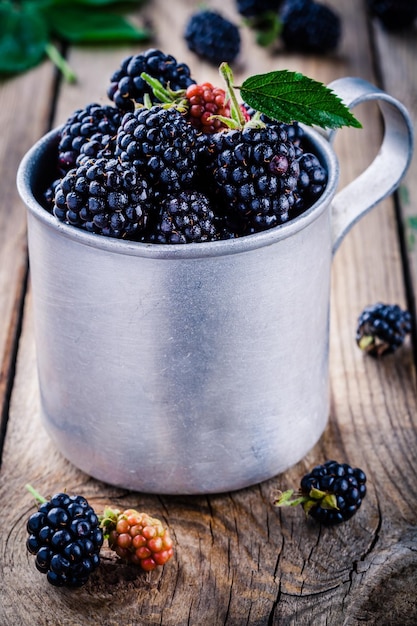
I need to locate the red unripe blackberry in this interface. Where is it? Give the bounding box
[26,491,103,587]
[275,460,367,526]
[186,82,231,134]
[100,508,174,571]
[356,302,412,357]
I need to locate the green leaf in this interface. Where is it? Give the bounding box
[240,70,362,130]
[0,1,48,73]
[45,6,150,42]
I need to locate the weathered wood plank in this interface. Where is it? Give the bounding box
[0,62,56,449]
[0,1,416,624]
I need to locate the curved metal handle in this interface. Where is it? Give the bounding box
[326,77,414,254]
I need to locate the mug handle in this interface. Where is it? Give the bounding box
[324,77,414,254]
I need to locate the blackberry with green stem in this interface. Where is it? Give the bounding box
[274,460,367,526]
[356,302,412,357]
[107,49,195,112]
[26,484,103,587]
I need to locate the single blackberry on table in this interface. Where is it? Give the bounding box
[26,490,103,587]
[210,124,300,233]
[53,157,153,239]
[100,508,174,571]
[184,10,241,65]
[116,105,200,194]
[107,48,195,112]
[367,0,417,30]
[356,302,412,357]
[58,103,122,172]
[236,0,283,17]
[146,190,218,244]
[274,460,367,526]
[280,0,342,53]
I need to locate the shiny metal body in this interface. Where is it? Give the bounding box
[17,78,413,494]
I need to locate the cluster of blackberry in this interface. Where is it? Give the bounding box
[44,49,328,244]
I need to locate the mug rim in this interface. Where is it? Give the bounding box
[17,125,340,260]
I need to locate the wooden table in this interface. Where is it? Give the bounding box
[1,1,416,624]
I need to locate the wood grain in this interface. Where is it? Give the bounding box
[0,1,416,624]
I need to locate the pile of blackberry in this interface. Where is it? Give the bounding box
[26,492,103,587]
[44,48,329,243]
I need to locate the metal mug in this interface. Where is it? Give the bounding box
[17,77,413,494]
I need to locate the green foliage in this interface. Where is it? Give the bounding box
[0,0,150,79]
[240,69,362,130]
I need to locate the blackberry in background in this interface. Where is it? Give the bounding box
[53,157,153,239]
[236,0,282,17]
[356,302,412,357]
[107,49,195,112]
[367,0,417,30]
[184,10,241,65]
[147,190,218,244]
[280,0,342,53]
[116,106,200,195]
[26,492,103,587]
[58,103,122,172]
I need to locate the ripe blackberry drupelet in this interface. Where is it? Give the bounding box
[116,106,200,194]
[367,0,417,30]
[356,302,412,357]
[26,492,103,587]
[147,190,218,244]
[58,103,122,172]
[274,460,367,525]
[280,0,342,53]
[107,49,195,112]
[184,10,241,65]
[53,157,153,239]
[211,124,300,233]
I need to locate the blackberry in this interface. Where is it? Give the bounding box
[53,157,153,239]
[147,190,218,244]
[184,10,241,65]
[274,460,367,526]
[107,48,195,112]
[26,492,103,587]
[296,152,328,210]
[367,0,417,30]
[58,103,122,172]
[211,124,300,233]
[356,302,412,357]
[280,0,342,53]
[236,0,282,17]
[116,106,199,194]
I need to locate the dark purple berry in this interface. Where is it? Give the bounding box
[184,10,241,65]
[356,302,412,357]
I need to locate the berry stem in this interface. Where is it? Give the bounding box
[44,43,77,84]
[25,483,47,504]
[219,62,247,128]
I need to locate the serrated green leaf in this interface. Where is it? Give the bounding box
[45,6,150,42]
[240,70,362,130]
[0,1,48,73]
